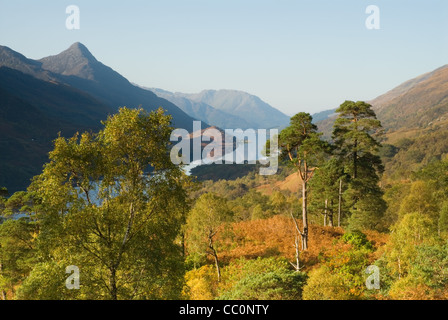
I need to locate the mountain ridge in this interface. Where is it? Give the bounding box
[39,42,100,80]
[160,89,291,130]
[0,43,203,131]
[147,87,256,129]
[39,43,203,131]
[0,45,53,81]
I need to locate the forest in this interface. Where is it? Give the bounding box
[0,100,447,300]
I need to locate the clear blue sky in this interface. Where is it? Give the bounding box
[1,0,447,115]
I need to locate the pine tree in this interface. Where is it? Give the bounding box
[309,158,348,227]
[332,101,386,230]
[278,112,329,250]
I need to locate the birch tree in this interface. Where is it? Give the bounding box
[185,193,233,282]
[25,107,190,300]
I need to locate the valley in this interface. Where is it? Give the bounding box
[1,42,447,302]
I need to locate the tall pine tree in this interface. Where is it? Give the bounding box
[278,112,329,250]
[332,101,386,230]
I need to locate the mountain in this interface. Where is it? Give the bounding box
[316,64,448,140]
[371,65,448,114]
[37,43,201,131]
[0,45,53,81]
[146,88,254,129]
[0,43,209,192]
[312,64,448,179]
[171,89,290,130]
[369,65,448,177]
[39,42,102,80]
[0,66,114,192]
[370,65,448,134]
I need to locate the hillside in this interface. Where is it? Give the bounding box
[313,65,448,179]
[218,215,345,267]
[0,66,113,192]
[256,172,301,196]
[317,64,448,139]
[215,215,388,269]
[311,108,336,124]
[372,65,448,131]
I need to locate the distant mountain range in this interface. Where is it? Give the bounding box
[144,87,254,129]
[147,88,291,130]
[311,108,337,124]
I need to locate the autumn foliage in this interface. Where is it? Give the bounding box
[217,215,344,269]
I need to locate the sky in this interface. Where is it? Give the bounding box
[1,0,447,116]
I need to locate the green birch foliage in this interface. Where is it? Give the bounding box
[185,193,233,266]
[0,218,37,299]
[22,107,190,300]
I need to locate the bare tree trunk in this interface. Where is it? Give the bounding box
[328,199,334,227]
[109,202,135,300]
[289,211,303,271]
[0,262,6,300]
[181,231,186,257]
[290,234,301,272]
[301,179,308,250]
[338,179,342,227]
[109,268,118,300]
[211,247,221,282]
[208,236,221,282]
[290,151,312,251]
[324,198,328,226]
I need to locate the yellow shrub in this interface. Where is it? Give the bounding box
[183,265,219,300]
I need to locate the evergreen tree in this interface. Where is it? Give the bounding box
[309,158,348,227]
[332,101,386,230]
[332,100,383,180]
[278,112,329,250]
